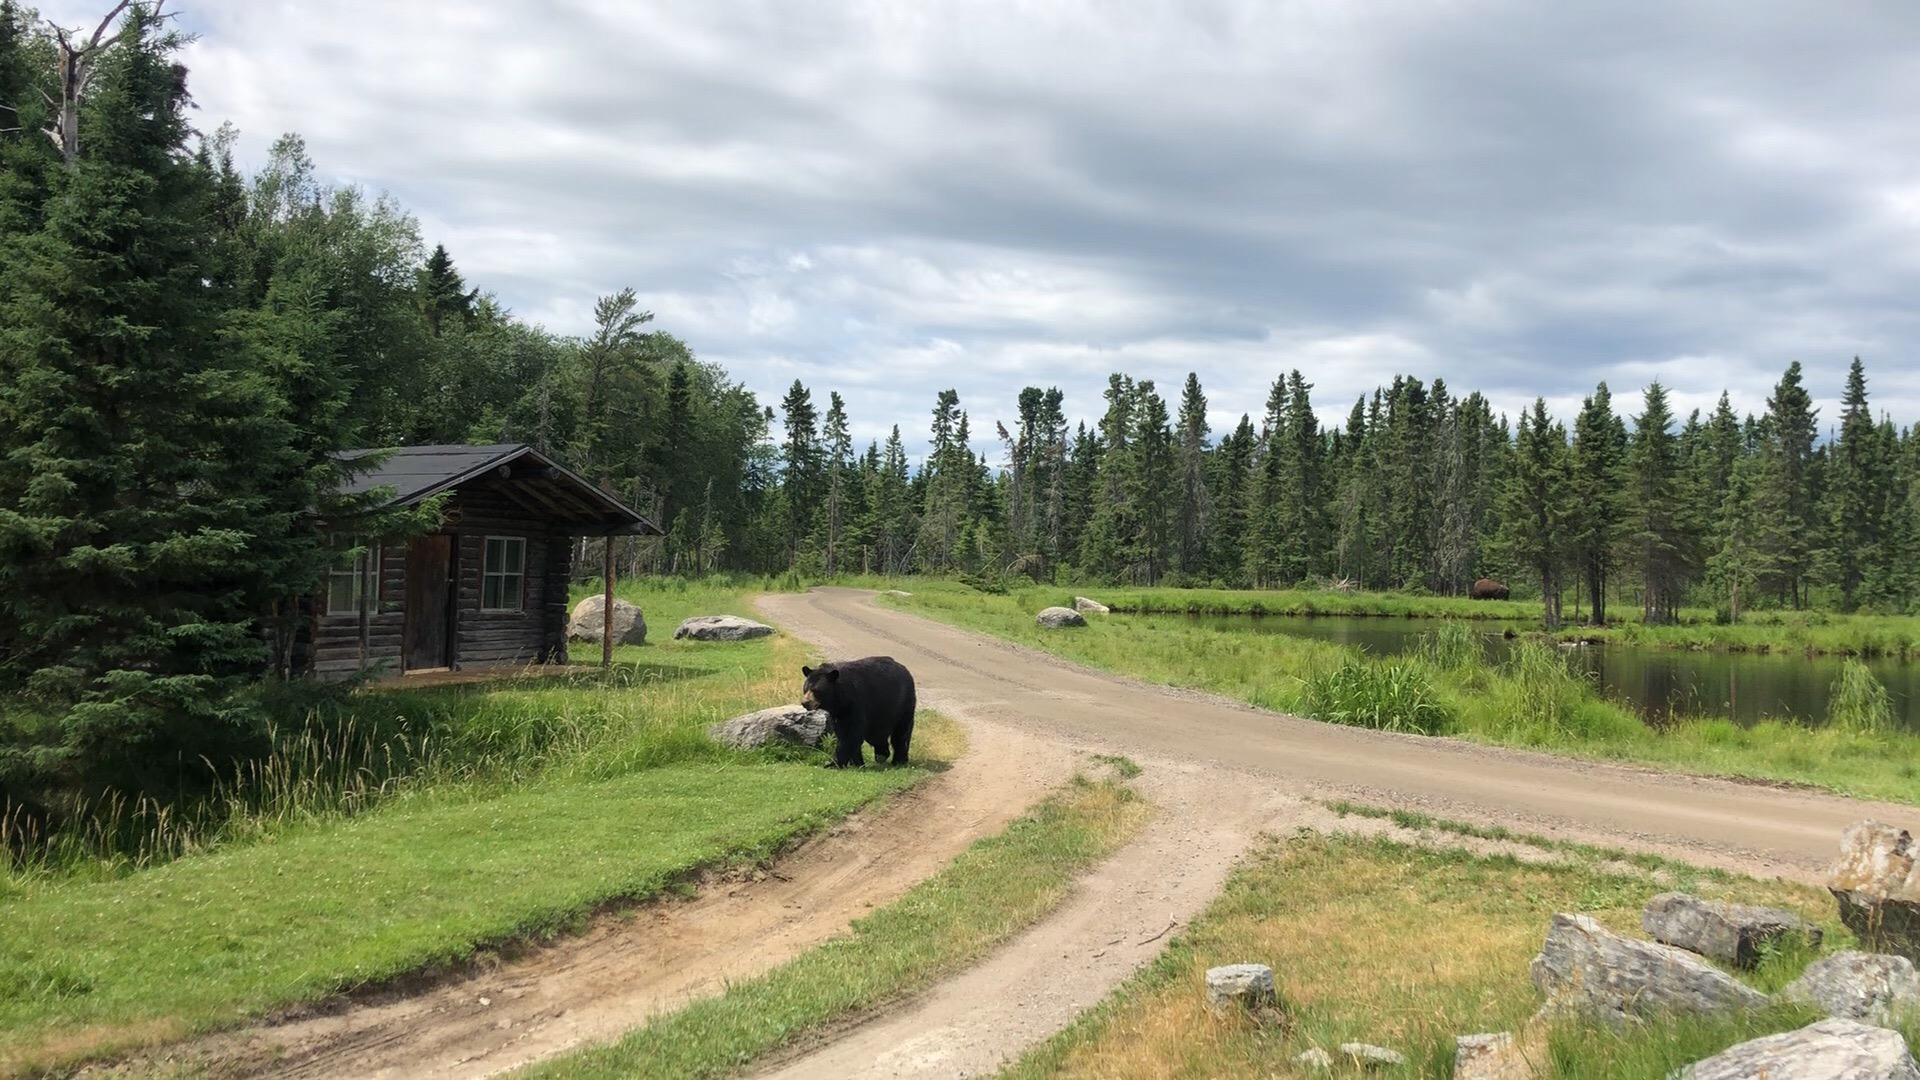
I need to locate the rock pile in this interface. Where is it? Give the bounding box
[1641,891,1821,968]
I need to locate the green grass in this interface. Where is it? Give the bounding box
[522,776,1152,1080]
[999,825,1901,1079]
[1554,607,1920,658]
[0,764,918,1073]
[0,576,955,1074]
[880,581,1920,804]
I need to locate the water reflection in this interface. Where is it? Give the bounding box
[1190,615,1920,731]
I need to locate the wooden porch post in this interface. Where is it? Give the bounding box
[602,536,615,667]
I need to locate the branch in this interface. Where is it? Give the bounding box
[86,1,134,52]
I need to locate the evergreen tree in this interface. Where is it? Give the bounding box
[1274,370,1327,583]
[1501,400,1571,627]
[417,243,477,336]
[1758,362,1819,608]
[1174,373,1212,578]
[1626,382,1693,623]
[0,7,364,796]
[821,391,853,575]
[1208,415,1254,584]
[778,379,822,563]
[1569,383,1627,624]
[1823,358,1886,612]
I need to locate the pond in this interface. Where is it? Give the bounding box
[1190,614,1920,731]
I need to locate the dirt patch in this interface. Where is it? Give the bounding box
[105,717,1073,1080]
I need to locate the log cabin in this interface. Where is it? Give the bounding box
[306,444,659,678]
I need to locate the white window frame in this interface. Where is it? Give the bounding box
[481,536,527,613]
[327,545,378,616]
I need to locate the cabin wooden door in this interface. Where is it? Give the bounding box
[403,535,454,670]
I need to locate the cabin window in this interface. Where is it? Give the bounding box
[482,536,526,612]
[327,546,377,615]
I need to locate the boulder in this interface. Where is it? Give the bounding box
[1469,578,1511,600]
[1454,1031,1544,1080]
[884,589,913,597]
[706,706,830,750]
[1073,596,1110,614]
[1204,963,1275,1012]
[1337,1042,1406,1067]
[1642,891,1822,968]
[673,615,775,642]
[1781,950,1920,1025]
[567,595,646,645]
[1036,606,1087,629]
[1528,913,1767,1025]
[1676,1017,1919,1080]
[1829,821,1920,963]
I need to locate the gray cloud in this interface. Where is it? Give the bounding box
[37,0,1920,454]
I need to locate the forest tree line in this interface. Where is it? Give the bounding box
[764,358,1920,630]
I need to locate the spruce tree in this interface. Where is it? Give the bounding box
[1626,382,1693,623]
[1569,383,1627,624]
[1823,358,1885,612]
[1501,400,1571,627]
[1759,362,1818,607]
[0,8,337,796]
[821,391,853,575]
[1174,373,1211,578]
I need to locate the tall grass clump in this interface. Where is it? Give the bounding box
[1420,620,1484,670]
[1828,659,1896,733]
[1301,659,1451,735]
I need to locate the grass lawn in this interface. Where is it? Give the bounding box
[881,581,1920,804]
[0,577,958,1075]
[1003,814,1909,1079]
[526,774,1151,1080]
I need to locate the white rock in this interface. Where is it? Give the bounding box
[567,595,646,645]
[1781,950,1920,1025]
[1529,912,1768,1025]
[706,706,830,749]
[1293,1047,1334,1069]
[1677,1017,1919,1080]
[672,614,775,641]
[1035,606,1087,628]
[1339,1042,1407,1068]
[1642,892,1822,968]
[1204,963,1275,1011]
[1073,595,1110,613]
[1829,821,1920,963]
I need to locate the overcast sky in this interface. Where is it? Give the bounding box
[40,0,1920,455]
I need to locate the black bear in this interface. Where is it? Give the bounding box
[800,656,916,768]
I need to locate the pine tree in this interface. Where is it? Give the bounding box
[417,243,477,336]
[1174,373,1212,578]
[1501,400,1571,627]
[821,391,853,575]
[778,380,822,563]
[1823,358,1885,612]
[1708,451,1768,623]
[1275,371,1327,583]
[1759,362,1819,608]
[0,7,357,795]
[1569,383,1627,624]
[1243,377,1287,586]
[1127,381,1176,584]
[1626,382,1693,623]
[1208,415,1254,584]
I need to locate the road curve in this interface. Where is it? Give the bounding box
[760,588,1919,881]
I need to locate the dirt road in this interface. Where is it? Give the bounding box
[761,588,1916,881]
[753,587,1920,1079]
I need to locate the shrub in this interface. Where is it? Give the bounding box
[1301,659,1451,735]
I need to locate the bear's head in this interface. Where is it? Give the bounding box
[800,663,842,713]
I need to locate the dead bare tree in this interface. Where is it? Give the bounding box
[40,0,167,163]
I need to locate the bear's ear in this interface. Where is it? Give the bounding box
[801,665,814,679]
[825,668,840,683]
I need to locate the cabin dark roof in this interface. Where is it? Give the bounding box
[338,444,661,536]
